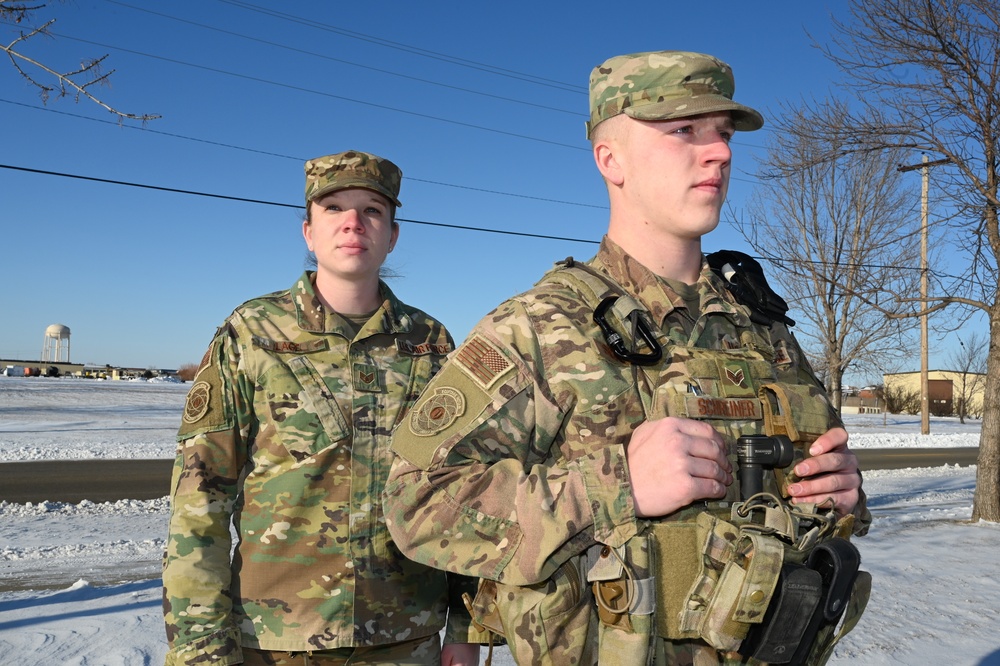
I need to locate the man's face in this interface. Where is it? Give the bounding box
[617,111,734,241]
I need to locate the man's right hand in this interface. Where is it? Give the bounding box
[626,417,732,518]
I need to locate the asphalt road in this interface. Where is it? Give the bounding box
[0,448,982,504]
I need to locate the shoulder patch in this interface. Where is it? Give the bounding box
[455,334,513,390]
[182,381,212,423]
[177,334,233,440]
[409,386,466,436]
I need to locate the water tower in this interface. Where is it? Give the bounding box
[41,324,71,363]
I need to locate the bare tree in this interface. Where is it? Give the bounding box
[812,0,1000,521]
[737,99,921,411]
[176,363,199,382]
[949,331,987,423]
[1,0,158,121]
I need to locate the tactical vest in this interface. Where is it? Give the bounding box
[468,260,871,666]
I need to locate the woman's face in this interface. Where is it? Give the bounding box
[303,187,399,285]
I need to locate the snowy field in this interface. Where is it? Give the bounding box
[1,376,998,665]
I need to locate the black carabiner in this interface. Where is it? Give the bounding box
[593,296,662,366]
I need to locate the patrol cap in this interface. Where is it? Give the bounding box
[304,150,403,207]
[586,50,764,138]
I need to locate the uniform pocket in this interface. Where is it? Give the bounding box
[261,355,351,460]
[495,555,592,664]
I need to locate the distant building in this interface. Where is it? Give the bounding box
[841,385,883,415]
[883,370,986,417]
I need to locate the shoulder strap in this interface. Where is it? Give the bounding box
[541,257,645,323]
[706,250,795,327]
[541,258,661,367]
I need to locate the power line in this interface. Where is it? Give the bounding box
[1,95,765,192]
[1,16,768,156]
[45,30,591,153]
[103,0,583,117]
[0,163,602,245]
[0,98,609,209]
[0,162,967,281]
[213,0,584,94]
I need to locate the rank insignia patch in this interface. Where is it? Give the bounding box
[182,381,212,423]
[410,387,466,436]
[455,335,512,390]
[717,358,755,397]
[353,362,382,392]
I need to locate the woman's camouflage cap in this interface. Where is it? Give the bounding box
[586,50,764,138]
[304,150,403,207]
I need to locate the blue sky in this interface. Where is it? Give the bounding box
[0,0,966,376]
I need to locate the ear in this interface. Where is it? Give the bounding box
[593,135,625,187]
[388,222,400,252]
[302,217,313,251]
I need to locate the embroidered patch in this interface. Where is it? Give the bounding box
[455,335,512,390]
[717,359,755,397]
[353,362,381,392]
[182,381,212,423]
[396,339,453,356]
[773,339,793,366]
[409,386,466,436]
[252,335,328,353]
[685,396,763,420]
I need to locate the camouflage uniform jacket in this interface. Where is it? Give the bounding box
[385,237,870,665]
[163,272,482,665]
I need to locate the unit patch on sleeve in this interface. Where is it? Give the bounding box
[182,381,212,424]
[454,334,513,391]
[409,386,466,436]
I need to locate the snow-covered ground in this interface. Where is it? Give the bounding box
[0,376,997,665]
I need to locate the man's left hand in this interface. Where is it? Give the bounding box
[786,427,860,517]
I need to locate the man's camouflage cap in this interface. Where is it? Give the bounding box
[304,150,403,207]
[586,50,764,138]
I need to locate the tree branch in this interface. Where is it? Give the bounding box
[2,9,159,122]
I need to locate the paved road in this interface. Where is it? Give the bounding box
[0,459,173,503]
[0,448,981,504]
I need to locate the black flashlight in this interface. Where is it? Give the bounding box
[736,435,795,500]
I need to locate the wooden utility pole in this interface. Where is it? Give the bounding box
[898,155,952,435]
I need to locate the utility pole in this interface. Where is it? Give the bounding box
[898,154,951,435]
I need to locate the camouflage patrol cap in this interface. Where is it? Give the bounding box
[304,150,403,207]
[586,50,764,138]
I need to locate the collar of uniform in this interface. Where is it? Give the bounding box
[290,272,413,335]
[590,236,682,325]
[591,237,751,327]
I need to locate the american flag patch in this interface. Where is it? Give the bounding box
[456,335,512,389]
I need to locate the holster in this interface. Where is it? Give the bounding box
[740,538,867,664]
